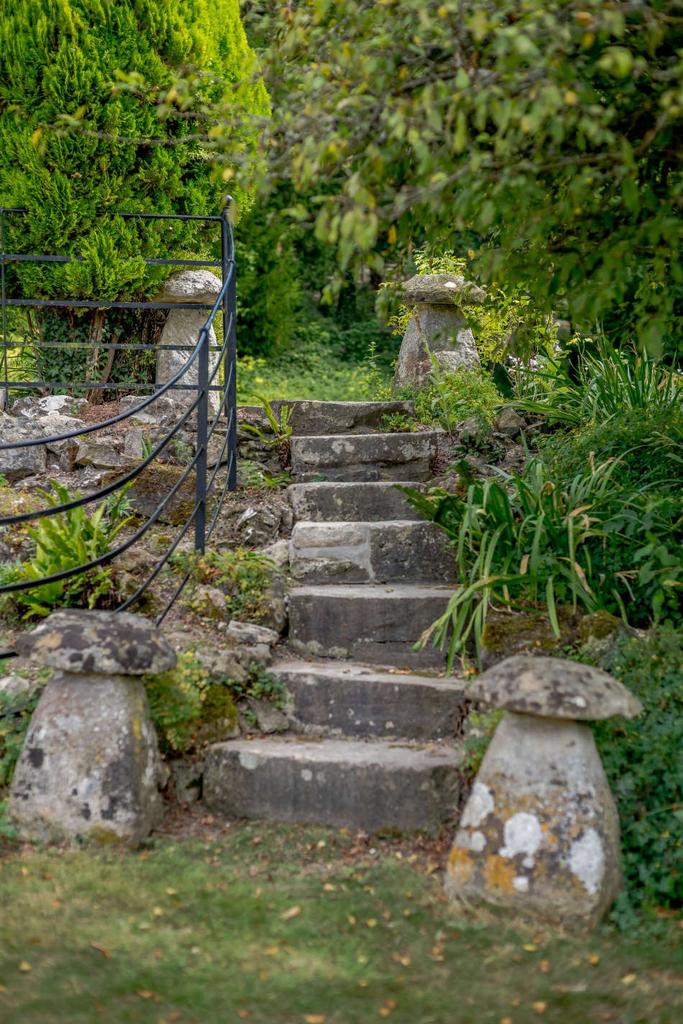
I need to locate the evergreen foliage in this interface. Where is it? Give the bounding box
[0,0,268,300]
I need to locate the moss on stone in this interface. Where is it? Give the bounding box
[578,611,621,644]
[481,608,578,662]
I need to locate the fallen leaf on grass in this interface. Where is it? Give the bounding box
[539,960,550,974]
[366,919,378,928]
[500,1018,513,1024]
[532,1002,547,1014]
[136,990,159,1001]
[237,1012,250,1019]
[391,953,411,967]
[304,1015,326,1023]
[90,944,112,959]
[280,906,301,921]
[621,974,637,986]
[323,883,336,892]
[523,944,537,953]
[18,962,31,973]
[587,953,601,966]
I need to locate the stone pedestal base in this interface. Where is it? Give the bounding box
[394,304,479,390]
[10,672,165,846]
[446,713,622,929]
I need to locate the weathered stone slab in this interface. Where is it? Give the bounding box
[470,655,642,720]
[277,400,416,436]
[290,520,455,583]
[291,432,440,482]
[288,583,452,668]
[288,481,424,523]
[403,274,486,306]
[273,658,467,739]
[445,713,622,928]
[9,671,165,845]
[203,737,464,832]
[16,609,177,675]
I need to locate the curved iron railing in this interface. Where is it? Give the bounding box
[0,206,238,654]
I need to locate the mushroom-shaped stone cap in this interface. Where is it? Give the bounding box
[404,273,486,306]
[156,269,222,304]
[469,655,642,720]
[16,610,177,676]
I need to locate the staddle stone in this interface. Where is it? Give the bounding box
[446,655,639,928]
[155,269,222,413]
[16,609,177,676]
[446,713,623,929]
[394,274,484,389]
[10,671,165,845]
[469,655,642,720]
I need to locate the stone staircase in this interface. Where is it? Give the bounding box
[204,401,467,832]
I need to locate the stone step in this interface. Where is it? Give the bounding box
[273,658,468,739]
[280,400,416,436]
[290,431,440,482]
[288,584,452,669]
[289,520,455,584]
[203,736,464,832]
[288,480,424,523]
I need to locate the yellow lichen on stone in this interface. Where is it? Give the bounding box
[447,847,475,885]
[483,854,517,895]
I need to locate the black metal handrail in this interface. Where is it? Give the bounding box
[0,205,238,652]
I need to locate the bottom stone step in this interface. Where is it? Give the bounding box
[203,738,464,832]
[273,658,468,739]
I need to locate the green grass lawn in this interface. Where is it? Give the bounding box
[0,818,681,1024]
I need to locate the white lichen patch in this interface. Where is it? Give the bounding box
[238,752,261,771]
[500,812,543,861]
[569,828,605,894]
[460,782,494,828]
[513,876,529,893]
[469,830,486,852]
[300,769,313,782]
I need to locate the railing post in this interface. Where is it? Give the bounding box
[194,327,209,554]
[221,200,238,492]
[1,208,8,412]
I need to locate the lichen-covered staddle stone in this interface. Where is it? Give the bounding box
[10,610,175,846]
[446,656,641,929]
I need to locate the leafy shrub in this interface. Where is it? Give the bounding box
[403,364,502,433]
[196,548,279,624]
[241,398,293,468]
[514,342,681,426]
[539,404,683,496]
[144,650,288,756]
[404,458,682,666]
[0,687,40,788]
[4,482,132,618]
[590,626,683,923]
